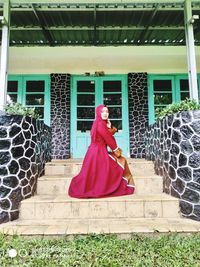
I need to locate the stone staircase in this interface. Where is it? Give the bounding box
[1,159,200,236]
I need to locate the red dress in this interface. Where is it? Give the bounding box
[68,111,135,198]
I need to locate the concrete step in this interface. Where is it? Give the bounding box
[19,194,180,220]
[1,217,200,236]
[45,159,155,176]
[37,175,163,195]
[49,159,151,164]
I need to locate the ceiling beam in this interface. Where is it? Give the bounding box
[31,3,55,46]
[9,40,193,45]
[0,0,197,4]
[0,1,200,11]
[139,3,159,42]
[93,4,97,45]
[0,3,200,12]
[9,26,186,31]
[3,7,200,12]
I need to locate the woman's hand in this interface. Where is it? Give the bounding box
[107,119,112,129]
[113,147,122,158]
[108,126,117,135]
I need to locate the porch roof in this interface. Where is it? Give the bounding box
[0,0,200,46]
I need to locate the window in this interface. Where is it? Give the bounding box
[103,80,122,130]
[7,80,19,103]
[7,75,50,126]
[179,79,190,100]
[153,79,173,118]
[148,74,200,124]
[76,80,95,132]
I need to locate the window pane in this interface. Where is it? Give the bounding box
[26,94,44,105]
[104,94,122,105]
[77,121,93,132]
[7,94,17,103]
[103,81,121,92]
[107,107,122,119]
[154,93,172,105]
[77,94,95,105]
[77,107,95,119]
[180,79,189,91]
[110,120,122,130]
[181,92,190,100]
[34,107,44,118]
[154,80,172,92]
[7,81,18,92]
[77,81,95,92]
[26,81,44,92]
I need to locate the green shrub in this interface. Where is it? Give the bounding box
[156,98,200,120]
[5,102,40,120]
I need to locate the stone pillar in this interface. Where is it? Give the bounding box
[128,73,148,158]
[0,0,10,111]
[184,0,199,103]
[51,74,71,159]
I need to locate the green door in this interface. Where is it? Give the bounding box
[71,75,130,158]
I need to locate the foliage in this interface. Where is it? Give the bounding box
[156,98,200,120]
[0,233,200,267]
[5,102,40,120]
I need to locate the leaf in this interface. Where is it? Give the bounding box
[156,98,200,121]
[5,102,40,120]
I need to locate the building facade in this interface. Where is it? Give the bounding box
[6,46,200,159]
[1,0,200,159]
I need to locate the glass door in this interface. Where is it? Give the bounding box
[101,77,129,157]
[71,75,129,158]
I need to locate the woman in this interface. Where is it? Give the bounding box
[68,104,135,198]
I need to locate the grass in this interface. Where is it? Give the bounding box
[0,233,200,267]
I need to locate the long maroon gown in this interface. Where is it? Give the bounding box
[68,105,135,198]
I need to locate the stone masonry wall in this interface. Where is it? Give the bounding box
[51,74,71,159]
[0,115,51,223]
[145,111,200,221]
[128,73,148,158]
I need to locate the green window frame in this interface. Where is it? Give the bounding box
[7,75,50,126]
[148,74,200,125]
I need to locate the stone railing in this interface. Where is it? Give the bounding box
[0,115,51,223]
[145,110,200,221]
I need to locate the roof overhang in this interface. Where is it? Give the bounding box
[0,0,200,46]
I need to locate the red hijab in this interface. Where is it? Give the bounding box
[91,104,108,142]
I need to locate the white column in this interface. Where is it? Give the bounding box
[0,0,10,111]
[184,0,199,103]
